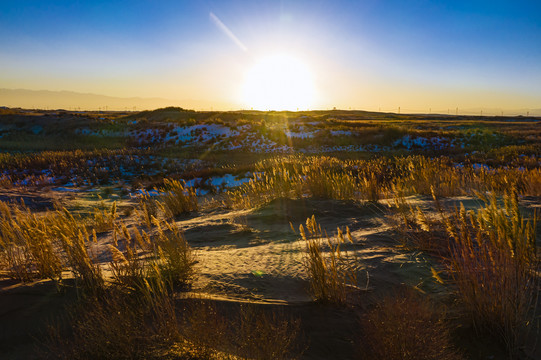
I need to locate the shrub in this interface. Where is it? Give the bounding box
[358,288,463,360]
[46,274,179,360]
[179,299,303,360]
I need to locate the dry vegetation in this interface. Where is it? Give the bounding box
[299,216,358,305]
[0,107,539,359]
[358,288,463,360]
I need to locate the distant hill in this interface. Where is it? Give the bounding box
[0,88,233,111]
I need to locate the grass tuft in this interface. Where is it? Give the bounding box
[300,215,358,305]
[444,190,539,356]
[158,178,198,218]
[358,288,463,360]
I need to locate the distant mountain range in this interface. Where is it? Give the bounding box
[1,88,540,116]
[0,88,234,111]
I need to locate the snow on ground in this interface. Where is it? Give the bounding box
[330,130,352,136]
[129,173,253,198]
[131,124,239,145]
[75,128,128,137]
[393,135,453,150]
[284,130,314,139]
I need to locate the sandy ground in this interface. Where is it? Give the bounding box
[177,198,446,307]
[1,192,539,359]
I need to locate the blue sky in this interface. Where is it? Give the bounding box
[1,0,540,111]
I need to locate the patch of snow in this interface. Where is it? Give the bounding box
[209,174,251,188]
[472,163,490,171]
[51,187,81,192]
[393,135,452,150]
[284,130,314,139]
[330,130,352,136]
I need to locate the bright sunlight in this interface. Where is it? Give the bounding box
[242,54,316,111]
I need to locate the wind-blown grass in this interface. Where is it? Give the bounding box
[392,188,540,357]
[158,178,198,218]
[299,215,358,305]
[444,191,539,356]
[226,155,541,209]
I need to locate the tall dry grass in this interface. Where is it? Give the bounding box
[392,187,539,357]
[53,208,105,295]
[299,215,358,305]
[226,155,541,210]
[0,201,63,283]
[158,178,198,218]
[224,155,541,208]
[91,199,118,232]
[46,266,179,360]
[135,190,158,229]
[108,216,195,291]
[444,190,539,356]
[108,222,150,291]
[153,218,196,287]
[0,201,105,294]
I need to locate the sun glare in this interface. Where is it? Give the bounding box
[242,54,315,111]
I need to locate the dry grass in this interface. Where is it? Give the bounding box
[135,190,158,229]
[0,201,63,283]
[47,290,303,360]
[226,155,541,210]
[158,178,198,218]
[108,223,150,291]
[299,215,358,305]
[108,216,196,291]
[153,218,196,287]
[392,188,540,357]
[233,304,303,360]
[91,199,118,232]
[444,190,539,356]
[358,288,463,360]
[0,202,105,294]
[54,208,105,296]
[179,298,303,360]
[45,268,179,360]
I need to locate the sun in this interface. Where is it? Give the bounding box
[242,54,315,111]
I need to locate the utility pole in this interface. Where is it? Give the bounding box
[398,106,400,114]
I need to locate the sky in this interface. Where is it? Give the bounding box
[1,0,540,113]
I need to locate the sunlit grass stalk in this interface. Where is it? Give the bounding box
[158,178,198,218]
[444,190,539,356]
[299,215,357,304]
